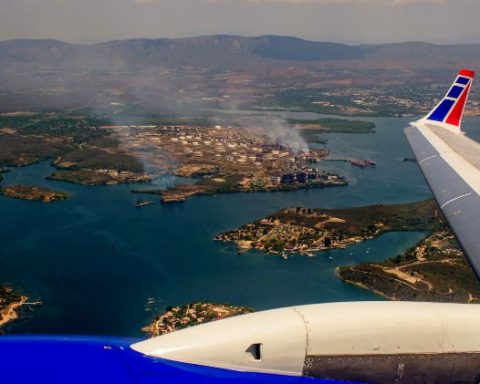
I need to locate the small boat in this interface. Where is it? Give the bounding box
[350,160,367,168]
[136,200,155,208]
[351,159,376,168]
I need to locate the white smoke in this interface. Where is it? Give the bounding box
[261,115,309,153]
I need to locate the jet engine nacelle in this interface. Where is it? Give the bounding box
[132,301,480,383]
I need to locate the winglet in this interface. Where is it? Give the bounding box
[417,69,475,133]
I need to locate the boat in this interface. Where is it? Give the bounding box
[135,200,155,208]
[351,159,376,168]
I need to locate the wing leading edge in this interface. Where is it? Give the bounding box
[404,69,480,277]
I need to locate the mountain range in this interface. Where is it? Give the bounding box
[1,35,479,112]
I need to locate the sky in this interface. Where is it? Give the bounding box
[1,0,479,45]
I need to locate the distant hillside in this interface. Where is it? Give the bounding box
[0,35,479,112]
[2,35,480,70]
[252,36,366,61]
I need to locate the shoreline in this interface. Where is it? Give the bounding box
[0,295,27,328]
[337,229,480,303]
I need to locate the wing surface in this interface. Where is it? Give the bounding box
[405,69,480,276]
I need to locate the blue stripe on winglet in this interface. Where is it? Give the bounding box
[456,76,470,85]
[427,99,455,122]
[447,86,464,99]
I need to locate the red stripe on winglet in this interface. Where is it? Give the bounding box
[460,69,475,78]
[446,83,471,127]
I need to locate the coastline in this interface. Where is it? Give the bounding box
[337,229,480,303]
[0,295,27,328]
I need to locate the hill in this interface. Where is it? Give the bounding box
[1,35,480,113]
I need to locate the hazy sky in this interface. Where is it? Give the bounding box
[1,0,479,44]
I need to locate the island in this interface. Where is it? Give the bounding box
[142,302,253,337]
[0,184,70,202]
[338,228,480,303]
[0,285,27,329]
[216,200,439,256]
[288,118,376,135]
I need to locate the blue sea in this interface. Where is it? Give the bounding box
[1,113,479,337]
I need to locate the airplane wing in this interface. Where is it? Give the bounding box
[404,69,480,276]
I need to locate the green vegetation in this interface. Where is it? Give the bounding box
[288,118,376,134]
[0,134,72,167]
[0,112,110,142]
[272,200,438,235]
[54,147,144,173]
[0,111,149,185]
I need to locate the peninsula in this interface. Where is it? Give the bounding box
[0,286,26,329]
[142,302,253,337]
[338,228,480,303]
[0,184,70,202]
[128,123,346,203]
[216,200,439,256]
[0,112,150,186]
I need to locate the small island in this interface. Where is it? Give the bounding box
[0,184,70,202]
[0,285,27,329]
[338,228,480,303]
[288,118,376,135]
[142,302,253,337]
[216,200,439,256]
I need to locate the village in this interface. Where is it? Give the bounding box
[142,302,252,337]
[216,201,440,257]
